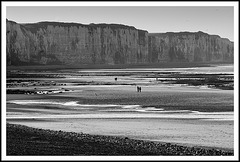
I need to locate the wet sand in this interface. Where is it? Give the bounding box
[6,84,234,151]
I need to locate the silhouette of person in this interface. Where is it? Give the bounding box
[139,86,142,92]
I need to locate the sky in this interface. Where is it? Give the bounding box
[5,3,235,41]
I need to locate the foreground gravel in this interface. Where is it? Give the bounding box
[7,123,233,156]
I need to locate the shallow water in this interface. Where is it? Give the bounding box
[7,100,233,121]
[76,64,233,74]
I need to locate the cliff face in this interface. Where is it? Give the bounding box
[6,20,148,65]
[148,32,234,63]
[6,20,233,65]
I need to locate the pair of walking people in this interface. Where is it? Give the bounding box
[137,86,142,92]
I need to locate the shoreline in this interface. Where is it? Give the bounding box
[6,62,233,71]
[6,123,234,156]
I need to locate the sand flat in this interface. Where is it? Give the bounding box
[6,84,234,150]
[6,65,234,152]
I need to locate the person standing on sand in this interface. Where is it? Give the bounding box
[137,86,142,92]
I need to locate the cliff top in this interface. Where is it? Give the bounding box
[6,20,148,33]
[149,31,212,36]
[6,19,231,42]
[149,31,232,42]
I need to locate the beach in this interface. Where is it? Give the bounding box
[7,123,233,155]
[5,64,234,155]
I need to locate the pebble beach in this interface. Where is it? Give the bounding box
[7,123,234,156]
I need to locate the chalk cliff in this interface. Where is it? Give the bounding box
[148,32,233,63]
[6,20,148,65]
[6,19,233,65]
